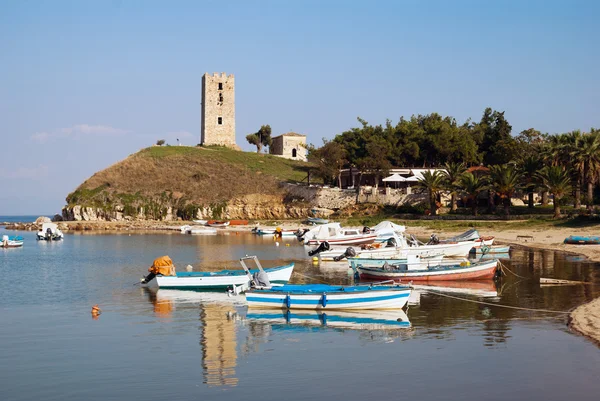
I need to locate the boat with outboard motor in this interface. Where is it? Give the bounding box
[1,235,24,248]
[36,223,64,241]
[140,255,294,291]
[298,222,378,246]
[349,257,498,281]
[180,225,217,235]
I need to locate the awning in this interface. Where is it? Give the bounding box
[382,173,407,182]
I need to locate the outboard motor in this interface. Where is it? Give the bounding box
[362,226,372,234]
[296,228,310,242]
[386,237,397,248]
[308,241,330,256]
[45,228,52,241]
[140,272,156,284]
[333,247,356,262]
[252,270,271,287]
[427,233,440,245]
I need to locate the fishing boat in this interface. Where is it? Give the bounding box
[246,309,411,330]
[300,223,378,246]
[140,255,294,291]
[207,220,230,227]
[36,222,64,240]
[349,258,498,281]
[180,225,217,235]
[470,245,510,255]
[1,235,24,248]
[254,227,297,237]
[312,233,474,261]
[245,283,412,310]
[192,219,208,225]
[564,235,600,245]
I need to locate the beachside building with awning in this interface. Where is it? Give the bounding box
[339,167,446,190]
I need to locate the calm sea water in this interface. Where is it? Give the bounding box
[0,215,51,224]
[1,230,599,401]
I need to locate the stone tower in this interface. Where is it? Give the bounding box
[201,72,237,148]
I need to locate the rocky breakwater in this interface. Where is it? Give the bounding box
[3,216,68,232]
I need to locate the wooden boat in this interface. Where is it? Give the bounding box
[245,283,412,310]
[245,309,411,330]
[207,220,230,227]
[349,258,498,281]
[141,255,294,290]
[228,220,249,226]
[180,225,217,235]
[564,235,600,245]
[254,228,297,237]
[471,245,510,255]
[192,219,208,225]
[1,235,24,248]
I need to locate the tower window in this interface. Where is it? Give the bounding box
[218,117,223,125]
[218,83,223,90]
[219,93,223,102]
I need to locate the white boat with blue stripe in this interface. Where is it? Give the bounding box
[245,283,412,310]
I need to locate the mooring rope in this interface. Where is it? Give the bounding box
[420,289,571,314]
[498,260,530,280]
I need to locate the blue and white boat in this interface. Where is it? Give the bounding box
[141,256,294,291]
[245,283,412,310]
[1,235,24,248]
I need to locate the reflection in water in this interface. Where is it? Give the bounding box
[244,309,414,343]
[142,288,242,387]
[200,304,239,387]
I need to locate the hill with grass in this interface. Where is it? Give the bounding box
[62,146,316,221]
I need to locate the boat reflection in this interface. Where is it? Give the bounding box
[142,288,244,387]
[411,280,499,299]
[246,309,412,330]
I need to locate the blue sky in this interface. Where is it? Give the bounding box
[1,0,599,215]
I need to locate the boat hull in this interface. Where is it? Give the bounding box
[564,235,600,245]
[355,260,498,281]
[306,234,378,246]
[149,263,294,289]
[246,284,411,310]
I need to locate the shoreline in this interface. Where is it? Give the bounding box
[3,218,599,345]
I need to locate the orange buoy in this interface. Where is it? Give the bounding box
[91,304,102,318]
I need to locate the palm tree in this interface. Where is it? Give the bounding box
[518,155,542,208]
[576,130,600,209]
[488,164,522,217]
[416,171,445,215]
[457,172,489,216]
[536,166,572,218]
[442,162,466,212]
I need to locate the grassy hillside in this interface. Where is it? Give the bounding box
[66,146,312,218]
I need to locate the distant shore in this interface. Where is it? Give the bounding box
[3,217,599,345]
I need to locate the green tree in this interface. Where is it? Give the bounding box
[156,139,165,146]
[442,162,466,211]
[457,172,489,216]
[518,155,543,208]
[308,140,347,188]
[416,171,445,215]
[246,125,272,153]
[473,107,515,165]
[575,129,600,209]
[536,166,572,218]
[488,164,522,217]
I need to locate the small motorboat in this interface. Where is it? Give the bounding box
[564,235,600,245]
[300,223,378,246]
[245,283,412,310]
[192,220,208,225]
[180,225,217,235]
[207,220,230,228]
[36,223,64,241]
[141,255,294,291]
[1,235,23,248]
[349,258,498,281]
[254,227,297,237]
